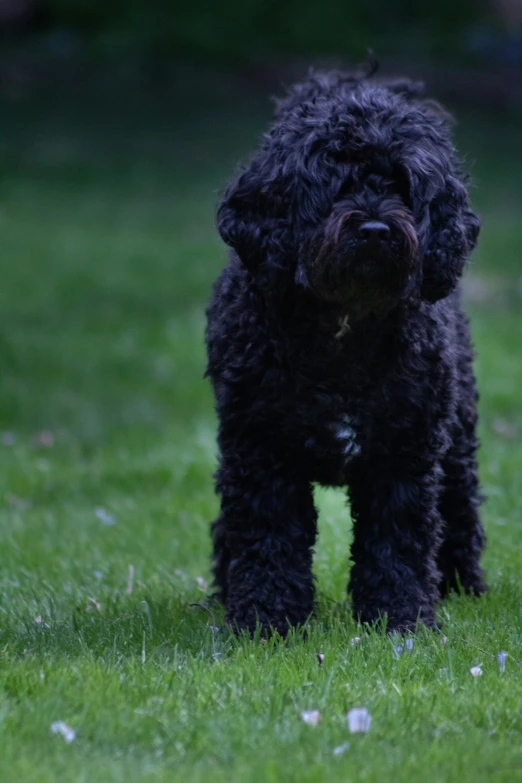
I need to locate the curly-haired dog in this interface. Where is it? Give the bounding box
[205,70,486,634]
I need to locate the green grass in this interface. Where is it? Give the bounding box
[0,75,521,782]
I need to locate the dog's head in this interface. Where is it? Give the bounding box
[217,70,480,316]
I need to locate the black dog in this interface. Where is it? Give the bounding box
[205,70,486,634]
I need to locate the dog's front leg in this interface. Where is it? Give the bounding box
[212,454,317,636]
[348,460,443,632]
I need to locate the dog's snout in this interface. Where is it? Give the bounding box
[358,221,391,241]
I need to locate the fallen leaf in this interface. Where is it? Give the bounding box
[5,494,32,511]
[34,431,54,448]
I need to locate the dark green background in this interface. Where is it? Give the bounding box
[11,0,497,63]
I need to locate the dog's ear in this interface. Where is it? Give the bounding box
[420,175,480,303]
[216,157,291,287]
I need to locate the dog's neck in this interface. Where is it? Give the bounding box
[260,287,411,377]
[266,287,402,340]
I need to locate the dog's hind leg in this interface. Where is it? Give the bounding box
[437,404,486,597]
[437,322,486,597]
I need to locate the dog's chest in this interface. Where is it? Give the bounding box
[281,321,380,480]
[330,414,361,461]
[295,385,364,483]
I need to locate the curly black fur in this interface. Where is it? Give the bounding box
[205,70,486,635]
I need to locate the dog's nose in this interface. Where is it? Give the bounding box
[358,221,391,241]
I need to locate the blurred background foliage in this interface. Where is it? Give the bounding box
[43,0,485,62]
[1,0,522,68]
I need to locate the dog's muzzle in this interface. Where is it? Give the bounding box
[301,199,419,306]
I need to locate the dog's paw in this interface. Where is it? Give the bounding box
[439,568,487,598]
[385,616,438,634]
[354,602,437,634]
[226,610,298,639]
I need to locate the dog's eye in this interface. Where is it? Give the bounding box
[337,170,359,197]
[394,166,413,205]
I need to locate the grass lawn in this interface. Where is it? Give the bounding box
[0,72,521,782]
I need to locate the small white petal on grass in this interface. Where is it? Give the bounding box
[440,636,448,646]
[96,507,116,526]
[316,653,325,666]
[333,742,350,756]
[301,710,321,726]
[350,636,361,646]
[470,665,483,677]
[35,615,50,629]
[196,576,208,591]
[127,564,135,595]
[406,639,414,653]
[395,645,404,656]
[50,721,76,743]
[87,597,102,612]
[498,651,507,673]
[93,571,103,580]
[347,708,372,733]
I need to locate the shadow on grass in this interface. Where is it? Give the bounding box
[1,593,226,662]
[3,583,514,667]
[1,591,362,663]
